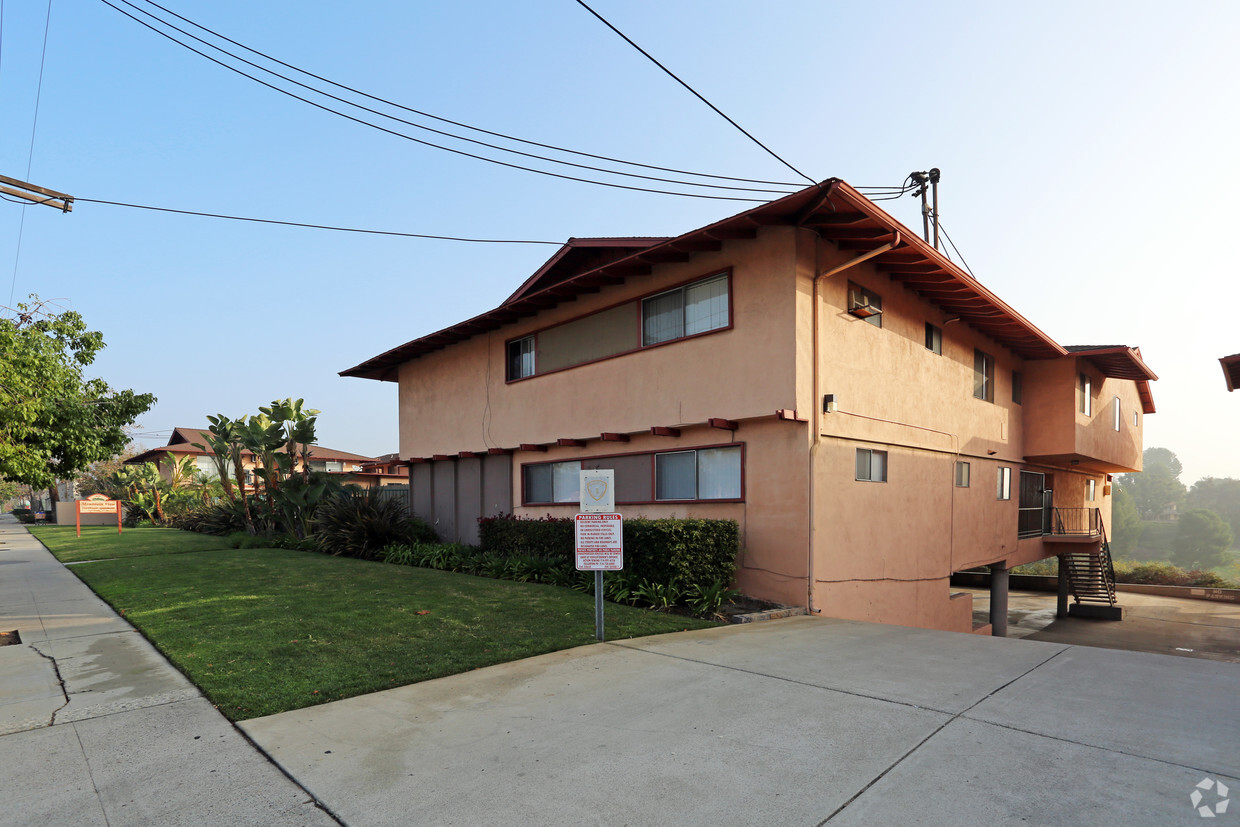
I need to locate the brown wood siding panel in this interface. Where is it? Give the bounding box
[411,463,433,523]
[455,457,483,546]
[535,301,638,373]
[431,461,457,542]
[481,454,513,521]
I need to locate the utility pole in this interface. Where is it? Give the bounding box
[908,169,941,250]
[0,174,73,212]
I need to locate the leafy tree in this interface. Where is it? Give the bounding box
[1186,477,1240,547]
[1173,509,1233,570]
[1116,447,1187,520]
[0,297,155,507]
[1109,485,1143,558]
[74,446,141,499]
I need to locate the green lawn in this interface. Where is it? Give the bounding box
[69,547,715,720]
[30,525,232,563]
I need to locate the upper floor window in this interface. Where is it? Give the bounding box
[1079,373,1092,416]
[925,323,942,354]
[1113,397,1122,431]
[507,336,535,380]
[1133,410,1139,427]
[955,461,970,487]
[1012,372,1023,405]
[997,467,1012,500]
[848,283,883,327]
[856,448,888,482]
[1087,479,1097,501]
[643,274,729,346]
[974,350,994,402]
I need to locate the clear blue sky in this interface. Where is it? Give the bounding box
[2,1,1237,486]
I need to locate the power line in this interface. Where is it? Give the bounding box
[573,0,817,186]
[122,0,803,190]
[937,223,976,278]
[8,0,53,307]
[74,197,564,244]
[110,0,789,198]
[98,0,790,202]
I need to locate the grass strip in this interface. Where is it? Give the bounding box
[30,525,233,563]
[70,548,715,720]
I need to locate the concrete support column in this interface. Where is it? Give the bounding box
[1057,556,1070,618]
[989,562,1009,638]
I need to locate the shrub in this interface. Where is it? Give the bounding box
[1112,560,1238,589]
[169,502,248,536]
[688,580,742,618]
[478,515,739,594]
[478,514,572,556]
[312,490,437,560]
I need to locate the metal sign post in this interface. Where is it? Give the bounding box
[576,470,621,641]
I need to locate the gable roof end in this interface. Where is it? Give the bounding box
[1221,353,1240,392]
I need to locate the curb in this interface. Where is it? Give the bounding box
[729,606,807,623]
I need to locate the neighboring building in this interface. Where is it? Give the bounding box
[342,179,1156,635]
[126,427,377,488]
[1221,353,1240,392]
[348,454,412,490]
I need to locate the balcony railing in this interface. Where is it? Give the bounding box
[1050,507,1101,537]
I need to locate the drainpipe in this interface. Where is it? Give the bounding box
[808,230,901,615]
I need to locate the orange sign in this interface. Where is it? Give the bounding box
[76,495,122,537]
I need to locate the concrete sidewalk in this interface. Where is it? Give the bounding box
[242,617,1240,826]
[5,512,1238,825]
[0,515,336,826]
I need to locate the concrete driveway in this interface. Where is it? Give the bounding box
[964,587,1240,663]
[242,617,1240,826]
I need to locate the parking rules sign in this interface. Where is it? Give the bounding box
[575,513,623,571]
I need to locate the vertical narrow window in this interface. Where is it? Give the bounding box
[1012,372,1023,405]
[955,461,970,487]
[847,282,883,327]
[642,274,729,346]
[1113,397,1121,431]
[1133,410,1139,427]
[974,350,994,402]
[507,336,535,380]
[1087,479,1097,501]
[925,323,942,354]
[1079,373,1092,416]
[856,448,888,482]
[997,467,1012,500]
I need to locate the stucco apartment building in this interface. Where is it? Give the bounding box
[343,179,1156,635]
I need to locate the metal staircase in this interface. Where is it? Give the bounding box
[1054,513,1118,608]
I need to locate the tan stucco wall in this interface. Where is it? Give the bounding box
[398,228,802,457]
[1023,358,1145,472]
[387,225,1145,634]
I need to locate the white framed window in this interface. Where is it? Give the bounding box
[195,456,219,479]
[925,323,942,354]
[642,274,729,346]
[1113,397,1121,431]
[1133,410,1139,427]
[997,467,1012,500]
[955,461,970,487]
[856,448,888,482]
[655,446,741,501]
[524,460,581,503]
[1079,373,1092,416]
[506,335,535,380]
[1087,479,1096,501]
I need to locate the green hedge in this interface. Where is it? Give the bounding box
[477,514,739,591]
